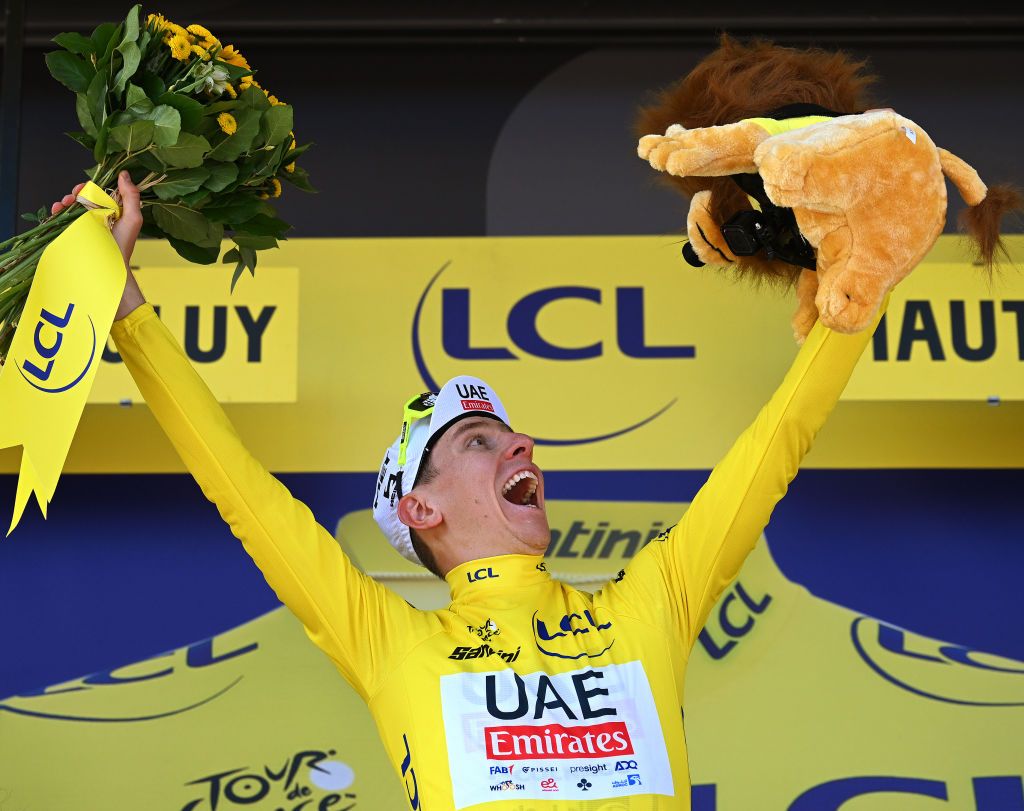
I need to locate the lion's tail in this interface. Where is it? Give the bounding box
[938,147,1023,271]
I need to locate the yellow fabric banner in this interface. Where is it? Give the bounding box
[0,182,125,532]
[2,501,1021,808]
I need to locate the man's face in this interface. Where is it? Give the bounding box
[419,416,549,553]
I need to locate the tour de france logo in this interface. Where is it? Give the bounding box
[16,302,97,394]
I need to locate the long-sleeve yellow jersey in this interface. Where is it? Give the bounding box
[111,300,877,811]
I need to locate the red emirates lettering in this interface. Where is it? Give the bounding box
[484,722,633,760]
[461,399,495,412]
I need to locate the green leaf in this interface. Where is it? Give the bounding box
[168,236,220,265]
[238,86,270,112]
[280,165,316,193]
[140,105,181,147]
[203,100,240,116]
[122,5,141,44]
[45,50,95,93]
[154,132,211,168]
[135,149,167,173]
[283,142,312,163]
[101,23,123,64]
[240,245,258,270]
[204,162,238,192]
[152,168,211,200]
[141,73,166,101]
[112,41,141,94]
[93,123,109,162]
[125,83,148,108]
[202,195,267,224]
[249,142,286,180]
[86,71,107,129]
[109,119,155,153]
[222,246,247,291]
[207,111,260,161]
[232,233,278,250]
[53,32,95,56]
[237,213,291,238]
[152,204,223,247]
[258,105,293,149]
[76,94,98,137]
[21,211,40,223]
[219,62,253,82]
[227,243,260,291]
[66,130,96,150]
[158,93,203,133]
[90,22,118,58]
[181,189,212,208]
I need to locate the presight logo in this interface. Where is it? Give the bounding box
[0,635,256,722]
[411,261,693,445]
[16,303,96,394]
[851,617,1024,706]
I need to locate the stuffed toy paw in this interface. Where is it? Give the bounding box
[636,36,1022,341]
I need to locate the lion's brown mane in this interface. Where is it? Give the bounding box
[636,35,879,284]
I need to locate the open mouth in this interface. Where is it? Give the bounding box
[501,470,539,508]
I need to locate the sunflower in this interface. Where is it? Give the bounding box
[163,22,191,43]
[217,113,238,135]
[191,44,211,61]
[218,44,250,70]
[186,24,219,48]
[167,33,192,61]
[223,84,237,99]
[284,162,296,173]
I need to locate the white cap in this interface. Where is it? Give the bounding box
[372,376,512,565]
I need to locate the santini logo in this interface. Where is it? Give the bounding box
[411,261,691,445]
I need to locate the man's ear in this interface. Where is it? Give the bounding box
[397,491,443,532]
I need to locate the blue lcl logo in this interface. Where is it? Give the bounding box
[17,302,97,394]
[442,286,695,361]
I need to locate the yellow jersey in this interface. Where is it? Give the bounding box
[110,301,876,810]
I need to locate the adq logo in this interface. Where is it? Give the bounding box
[16,302,96,394]
[411,261,695,445]
[851,617,1024,706]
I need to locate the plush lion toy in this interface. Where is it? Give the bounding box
[636,36,1021,341]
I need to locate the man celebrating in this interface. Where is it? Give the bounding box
[57,173,879,809]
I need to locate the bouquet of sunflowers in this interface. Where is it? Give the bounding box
[0,4,312,358]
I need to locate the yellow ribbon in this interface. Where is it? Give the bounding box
[0,182,126,534]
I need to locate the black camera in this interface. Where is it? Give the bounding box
[720,208,817,270]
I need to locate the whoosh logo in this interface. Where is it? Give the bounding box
[411,261,695,445]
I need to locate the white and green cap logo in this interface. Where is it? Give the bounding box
[372,376,511,565]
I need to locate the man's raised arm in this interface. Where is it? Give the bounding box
[64,176,425,700]
[602,299,886,650]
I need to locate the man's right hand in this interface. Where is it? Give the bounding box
[51,170,146,321]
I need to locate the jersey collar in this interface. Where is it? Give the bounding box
[446,554,551,601]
